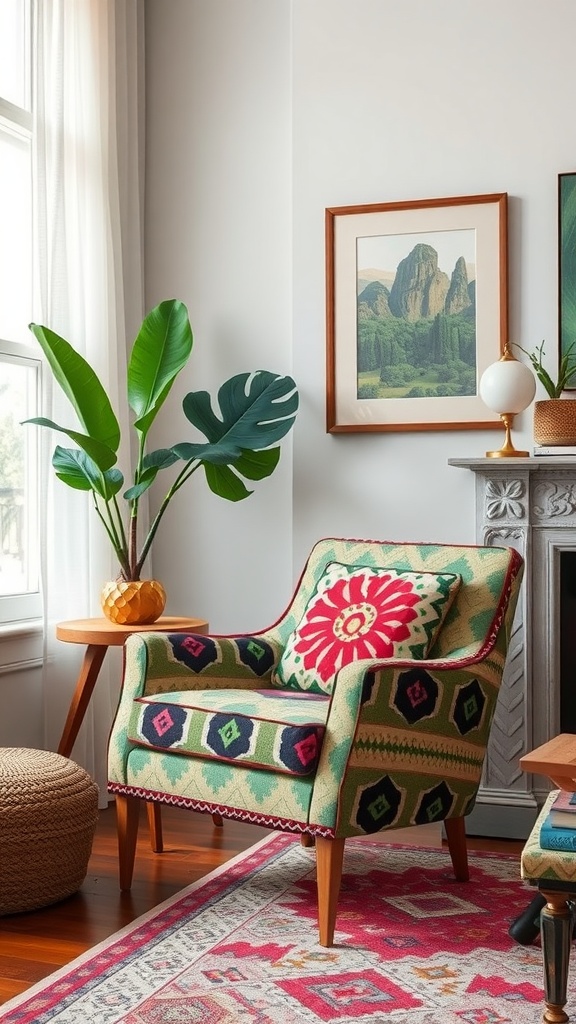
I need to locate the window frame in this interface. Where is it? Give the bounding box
[0,341,42,625]
[0,0,42,632]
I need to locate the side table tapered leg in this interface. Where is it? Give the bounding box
[57,644,108,757]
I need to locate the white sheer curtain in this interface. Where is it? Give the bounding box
[32,0,145,801]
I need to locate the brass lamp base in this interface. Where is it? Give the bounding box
[485,412,530,458]
[486,447,530,458]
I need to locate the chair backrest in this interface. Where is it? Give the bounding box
[267,537,522,661]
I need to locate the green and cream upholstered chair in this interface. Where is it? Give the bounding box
[107,537,523,946]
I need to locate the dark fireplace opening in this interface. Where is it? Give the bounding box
[560,551,576,734]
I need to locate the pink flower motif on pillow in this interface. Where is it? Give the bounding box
[273,563,461,695]
[294,571,422,684]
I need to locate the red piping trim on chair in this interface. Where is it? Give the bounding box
[107,781,336,838]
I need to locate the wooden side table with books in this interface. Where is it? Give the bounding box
[518,735,576,1023]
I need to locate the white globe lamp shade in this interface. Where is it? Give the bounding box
[480,358,536,414]
[479,346,536,457]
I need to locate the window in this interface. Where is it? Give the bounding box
[0,0,41,625]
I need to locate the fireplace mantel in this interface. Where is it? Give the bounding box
[449,456,576,838]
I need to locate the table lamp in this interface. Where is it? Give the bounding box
[479,344,536,457]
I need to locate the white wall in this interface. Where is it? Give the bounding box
[145,0,576,628]
[145,0,294,633]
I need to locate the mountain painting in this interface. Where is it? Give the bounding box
[356,228,476,401]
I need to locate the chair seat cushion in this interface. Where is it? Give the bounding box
[273,561,461,695]
[127,689,330,776]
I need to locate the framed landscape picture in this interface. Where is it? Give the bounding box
[325,192,508,432]
[559,172,576,379]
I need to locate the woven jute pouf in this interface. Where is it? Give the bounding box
[0,747,99,915]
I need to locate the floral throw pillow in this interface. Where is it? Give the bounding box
[273,562,461,695]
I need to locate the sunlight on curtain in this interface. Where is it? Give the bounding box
[33,0,144,802]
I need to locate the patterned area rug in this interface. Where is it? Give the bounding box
[0,833,564,1023]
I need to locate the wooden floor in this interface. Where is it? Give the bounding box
[0,804,525,1006]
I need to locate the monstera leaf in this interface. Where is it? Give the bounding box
[172,371,298,499]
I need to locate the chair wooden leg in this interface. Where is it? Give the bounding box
[212,812,224,827]
[444,815,469,881]
[301,833,315,848]
[116,794,141,891]
[146,802,163,853]
[315,836,345,947]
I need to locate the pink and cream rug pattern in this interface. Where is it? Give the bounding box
[0,832,565,1023]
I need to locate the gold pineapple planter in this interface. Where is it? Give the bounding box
[101,579,166,625]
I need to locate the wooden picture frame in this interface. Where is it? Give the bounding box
[559,172,576,377]
[326,192,508,433]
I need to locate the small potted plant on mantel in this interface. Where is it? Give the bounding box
[516,340,576,447]
[25,298,298,624]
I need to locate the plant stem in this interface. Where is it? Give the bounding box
[129,510,138,579]
[134,460,201,578]
[112,494,129,560]
[92,495,131,579]
[128,431,150,579]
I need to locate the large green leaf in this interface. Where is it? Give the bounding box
[28,324,120,451]
[128,299,193,436]
[201,449,281,500]
[182,372,298,456]
[204,463,253,501]
[123,469,158,501]
[141,448,181,471]
[24,416,118,471]
[52,446,123,498]
[230,447,281,481]
[171,440,243,464]
[124,449,182,500]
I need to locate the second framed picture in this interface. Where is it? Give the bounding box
[326,192,508,433]
[559,172,576,377]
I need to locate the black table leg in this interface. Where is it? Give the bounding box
[539,888,573,1024]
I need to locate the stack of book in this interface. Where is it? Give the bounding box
[540,790,576,850]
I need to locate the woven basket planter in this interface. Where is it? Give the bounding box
[534,399,576,446]
[0,747,99,915]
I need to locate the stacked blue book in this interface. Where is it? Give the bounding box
[540,791,576,851]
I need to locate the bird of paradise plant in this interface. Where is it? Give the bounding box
[25,298,298,583]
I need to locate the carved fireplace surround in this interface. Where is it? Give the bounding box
[449,456,576,838]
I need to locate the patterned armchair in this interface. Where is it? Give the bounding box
[108,537,523,946]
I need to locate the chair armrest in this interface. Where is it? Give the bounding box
[309,630,509,834]
[125,630,283,697]
[107,630,284,784]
